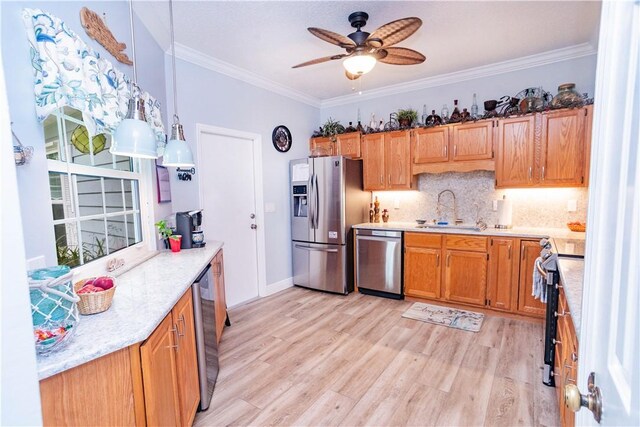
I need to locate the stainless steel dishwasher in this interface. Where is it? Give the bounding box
[355,229,403,299]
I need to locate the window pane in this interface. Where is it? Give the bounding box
[106,215,128,253]
[55,223,80,267]
[49,172,74,220]
[44,114,62,160]
[80,219,107,262]
[76,175,104,217]
[126,214,142,246]
[104,178,125,213]
[124,180,133,209]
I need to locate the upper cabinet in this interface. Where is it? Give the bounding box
[413,127,449,164]
[496,106,591,188]
[451,121,494,161]
[362,130,413,191]
[309,132,361,158]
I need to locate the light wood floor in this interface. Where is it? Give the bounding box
[194,287,559,427]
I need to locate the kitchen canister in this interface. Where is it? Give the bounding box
[29,266,80,354]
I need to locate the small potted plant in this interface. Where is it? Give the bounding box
[169,234,182,252]
[154,220,173,250]
[320,117,345,141]
[397,108,418,128]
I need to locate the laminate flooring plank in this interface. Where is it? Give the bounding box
[434,344,500,426]
[473,315,506,349]
[496,319,538,385]
[193,398,260,427]
[388,383,448,427]
[291,389,356,427]
[484,376,535,426]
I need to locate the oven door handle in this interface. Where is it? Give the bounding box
[536,259,548,278]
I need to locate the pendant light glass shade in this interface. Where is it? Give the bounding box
[343,54,376,75]
[162,121,195,167]
[110,94,158,159]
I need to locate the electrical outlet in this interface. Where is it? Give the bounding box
[567,200,577,212]
[492,200,498,211]
[394,198,400,209]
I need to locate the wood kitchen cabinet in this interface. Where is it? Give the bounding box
[517,239,546,317]
[554,287,578,427]
[362,130,413,190]
[412,127,449,164]
[444,235,488,307]
[140,313,182,427]
[404,233,442,299]
[451,120,494,161]
[172,289,200,426]
[212,249,228,343]
[496,107,591,188]
[487,237,518,312]
[336,132,361,158]
[309,136,335,156]
[495,115,536,187]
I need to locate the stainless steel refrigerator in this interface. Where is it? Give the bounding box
[290,156,370,294]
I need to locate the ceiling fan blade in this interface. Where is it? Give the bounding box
[369,17,422,47]
[378,47,426,65]
[345,70,361,80]
[292,54,347,69]
[308,27,356,48]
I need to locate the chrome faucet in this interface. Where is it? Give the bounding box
[436,190,460,224]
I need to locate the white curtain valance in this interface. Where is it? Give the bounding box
[22,8,165,142]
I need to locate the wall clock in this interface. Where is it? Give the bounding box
[272,125,292,153]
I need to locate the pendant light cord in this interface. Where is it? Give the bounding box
[128,0,138,84]
[169,0,179,123]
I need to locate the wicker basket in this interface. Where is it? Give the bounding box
[567,222,587,232]
[73,277,116,315]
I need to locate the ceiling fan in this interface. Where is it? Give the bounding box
[292,11,425,80]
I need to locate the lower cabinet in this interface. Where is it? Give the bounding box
[517,239,546,317]
[444,249,487,306]
[554,287,578,427]
[404,233,442,299]
[487,237,518,312]
[212,249,227,344]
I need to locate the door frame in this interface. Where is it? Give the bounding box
[195,123,268,300]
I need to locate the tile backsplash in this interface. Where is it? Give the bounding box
[373,171,588,228]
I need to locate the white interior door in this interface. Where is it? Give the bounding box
[578,1,639,425]
[198,128,260,307]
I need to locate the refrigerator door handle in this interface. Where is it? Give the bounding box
[308,172,315,228]
[294,244,339,253]
[314,173,319,229]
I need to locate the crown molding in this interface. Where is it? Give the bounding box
[319,43,598,109]
[171,43,322,108]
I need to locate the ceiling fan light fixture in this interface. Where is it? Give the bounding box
[343,54,376,76]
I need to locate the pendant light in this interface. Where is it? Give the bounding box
[110,0,158,159]
[162,0,195,167]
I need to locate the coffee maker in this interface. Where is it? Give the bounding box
[175,210,206,249]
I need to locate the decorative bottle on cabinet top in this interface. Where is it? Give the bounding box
[471,93,479,118]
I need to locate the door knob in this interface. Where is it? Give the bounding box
[564,372,602,423]
[250,213,256,219]
[250,224,257,230]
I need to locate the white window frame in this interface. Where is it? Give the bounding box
[46,109,156,278]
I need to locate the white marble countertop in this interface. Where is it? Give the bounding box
[557,257,584,337]
[353,222,586,240]
[36,243,223,380]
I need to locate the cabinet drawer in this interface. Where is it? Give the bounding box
[405,232,442,249]
[444,235,488,252]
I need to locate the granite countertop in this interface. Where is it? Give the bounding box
[37,243,223,380]
[557,257,584,337]
[353,221,586,240]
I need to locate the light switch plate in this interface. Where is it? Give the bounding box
[264,202,276,213]
[567,200,577,212]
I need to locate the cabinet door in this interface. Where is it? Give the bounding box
[540,109,586,186]
[385,130,412,189]
[213,250,227,343]
[140,314,181,427]
[451,121,494,161]
[336,132,361,158]
[172,289,200,426]
[413,127,449,164]
[310,137,335,156]
[361,133,386,190]
[404,247,442,299]
[487,237,517,312]
[444,250,487,306]
[496,115,536,187]
[517,240,546,317]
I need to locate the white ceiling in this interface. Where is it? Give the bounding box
[135,1,601,102]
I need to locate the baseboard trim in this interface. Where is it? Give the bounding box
[265,277,293,296]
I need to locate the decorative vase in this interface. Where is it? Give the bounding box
[399,118,411,128]
[169,235,182,252]
[382,209,389,223]
[551,83,583,108]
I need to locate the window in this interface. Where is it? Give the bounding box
[45,107,147,267]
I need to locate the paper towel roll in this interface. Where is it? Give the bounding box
[496,197,513,228]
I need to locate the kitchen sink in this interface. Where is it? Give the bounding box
[415,223,487,232]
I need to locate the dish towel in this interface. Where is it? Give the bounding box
[532,257,547,303]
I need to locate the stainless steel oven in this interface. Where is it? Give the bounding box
[355,229,403,299]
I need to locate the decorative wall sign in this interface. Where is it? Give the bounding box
[80,7,133,65]
[272,125,292,153]
[155,159,172,203]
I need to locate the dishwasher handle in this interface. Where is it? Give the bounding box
[356,235,401,243]
[355,229,402,238]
